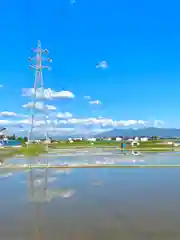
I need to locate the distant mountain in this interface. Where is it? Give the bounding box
[94,127,180,138]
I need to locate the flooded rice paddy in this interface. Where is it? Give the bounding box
[1,149,180,239]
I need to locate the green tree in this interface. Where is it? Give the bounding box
[17,136,25,143]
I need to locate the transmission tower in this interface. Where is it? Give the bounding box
[28,40,52,142]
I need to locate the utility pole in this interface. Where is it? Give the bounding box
[28,40,52,142]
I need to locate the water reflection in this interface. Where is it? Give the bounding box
[27,159,76,203]
[0,172,13,179]
[26,158,76,239]
[3,149,180,168]
[0,159,4,165]
[53,169,72,175]
[1,151,180,239]
[92,180,103,186]
[132,150,141,156]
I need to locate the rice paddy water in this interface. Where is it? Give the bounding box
[0,149,180,239]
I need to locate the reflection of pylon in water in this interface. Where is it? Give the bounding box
[27,160,76,238]
[28,165,48,203]
[28,159,49,240]
[28,40,52,142]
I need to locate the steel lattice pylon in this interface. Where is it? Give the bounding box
[28,40,52,142]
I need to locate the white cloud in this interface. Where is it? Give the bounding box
[0,112,28,118]
[57,112,72,119]
[84,96,91,100]
[89,100,102,105]
[16,119,30,125]
[0,119,31,127]
[0,111,17,117]
[46,104,56,110]
[22,88,51,99]
[0,117,164,136]
[51,90,75,99]
[0,120,11,125]
[57,118,149,128]
[31,126,112,137]
[58,120,67,124]
[33,127,75,133]
[0,117,160,129]
[0,118,145,127]
[22,102,56,111]
[22,88,75,99]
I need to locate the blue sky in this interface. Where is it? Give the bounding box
[0,0,180,135]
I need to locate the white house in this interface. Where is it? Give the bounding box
[116,137,122,141]
[127,138,134,142]
[87,138,96,142]
[68,137,83,141]
[140,137,149,142]
[73,138,83,141]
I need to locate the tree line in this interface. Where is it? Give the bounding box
[0,134,28,142]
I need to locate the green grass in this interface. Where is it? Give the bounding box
[17,144,47,156]
[0,149,18,160]
[52,140,125,147]
[0,144,47,161]
[48,140,177,152]
[50,140,174,148]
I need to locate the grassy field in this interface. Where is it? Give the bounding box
[18,144,48,156]
[0,144,47,161]
[49,140,175,150]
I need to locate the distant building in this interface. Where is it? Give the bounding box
[115,137,122,141]
[87,138,96,142]
[127,138,134,142]
[73,138,83,141]
[68,137,83,142]
[140,137,149,142]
